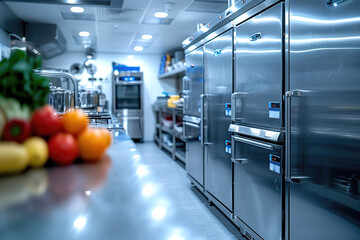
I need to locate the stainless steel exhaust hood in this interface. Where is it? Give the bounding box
[25,23,66,59]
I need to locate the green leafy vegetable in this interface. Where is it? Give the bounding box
[0,50,49,111]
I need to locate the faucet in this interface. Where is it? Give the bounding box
[34,69,79,107]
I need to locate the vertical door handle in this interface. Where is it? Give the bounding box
[231,92,245,122]
[285,89,311,183]
[200,94,205,146]
[182,76,190,94]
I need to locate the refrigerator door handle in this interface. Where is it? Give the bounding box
[200,94,205,146]
[233,135,274,150]
[182,76,190,94]
[285,89,309,97]
[183,95,189,114]
[231,92,240,122]
[326,0,349,7]
[231,157,249,164]
[285,176,311,184]
[231,92,248,122]
[285,89,311,182]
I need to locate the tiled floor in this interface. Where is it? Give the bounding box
[135,142,246,240]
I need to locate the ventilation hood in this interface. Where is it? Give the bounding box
[25,23,66,59]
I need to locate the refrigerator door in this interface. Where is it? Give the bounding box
[233,135,283,240]
[233,3,283,130]
[204,29,233,211]
[287,0,360,239]
[184,47,204,117]
[184,122,204,187]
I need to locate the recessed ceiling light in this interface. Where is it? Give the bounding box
[154,11,168,18]
[134,46,143,52]
[79,31,90,37]
[142,34,153,40]
[70,7,84,13]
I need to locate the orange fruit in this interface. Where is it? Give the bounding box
[62,109,88,135]
[77,128,108,162]
[99,128,112,147]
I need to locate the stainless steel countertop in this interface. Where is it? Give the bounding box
[0,130,207,240]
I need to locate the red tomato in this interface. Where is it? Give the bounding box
[31,105,64,137]
[48,133,79,165]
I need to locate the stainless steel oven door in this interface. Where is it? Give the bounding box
[114,83,141,110]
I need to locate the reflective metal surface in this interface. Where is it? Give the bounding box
[112,72,143,141]
[34,69,79,107]
[233,3,284,130]
[183,115,201,125]
[184,47,204,118]
[286,0,360,239]
[0,130,215,240]
[182,0,264,49]
[232,135,283,240]
[228,124,284,142]
[204,28,233,211]
[184,122,204,188]
[116,115,143,140]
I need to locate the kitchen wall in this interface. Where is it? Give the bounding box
[43,52,178,141]
[0,27,10,47]
[0,27,11,61]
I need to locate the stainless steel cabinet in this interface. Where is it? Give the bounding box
[233,3,284,130]
[204,29,233,212]
[287,0,360,239]
[184,47,204,118]
[233,135,283,240]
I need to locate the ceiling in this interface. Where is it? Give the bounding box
[4,0,229,55]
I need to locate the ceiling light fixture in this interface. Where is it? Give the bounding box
[154,11,168,18]
[134,46,143,51]
[70,7,84,13]
[142,34,153,40]
[79,31,90,37]
[154,2,174,19]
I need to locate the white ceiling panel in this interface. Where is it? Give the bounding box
[4,0,226,55]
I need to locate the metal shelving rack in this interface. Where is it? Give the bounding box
[153,106,186,163]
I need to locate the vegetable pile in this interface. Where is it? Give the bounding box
[0,50,111,175]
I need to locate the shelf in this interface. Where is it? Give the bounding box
[175,150,186,163]
[161,126,173,134]
[175,132,186,142]
[153,105,184,114]
[162,143,173,153]
[158,66,186,79]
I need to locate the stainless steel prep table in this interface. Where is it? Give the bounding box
[0,129,209,240]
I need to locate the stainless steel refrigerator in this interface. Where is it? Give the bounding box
[183,45,204,191]
[230,3,285,240]
[203,27,233,217]
[285,0,360,239]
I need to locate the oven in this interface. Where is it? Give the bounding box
[112,72,144,141]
